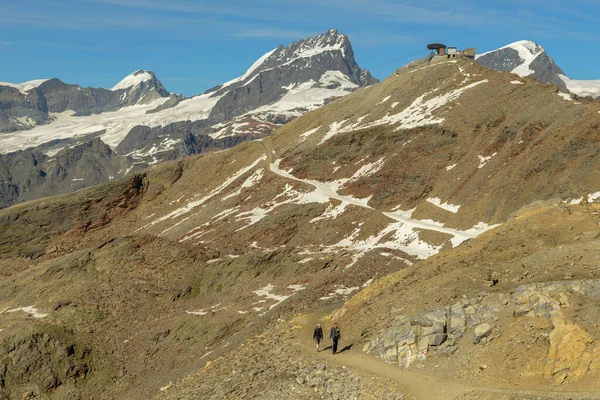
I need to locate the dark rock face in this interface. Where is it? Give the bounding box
[476,42,567,91]
[476,47,526,73]
[0,70,169,132]
[116,121,252,164]
[0,127,253,209]
[206,28,378,124]
[0,138,133,209]
[527,52,568,90]
[0,86,50,132]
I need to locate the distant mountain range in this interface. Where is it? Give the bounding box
[2,35,599,210]
[0,29,377,209]
[0,70,171,133]
[476,40,600,98]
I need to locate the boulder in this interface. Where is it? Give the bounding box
[472,323,492,344]
[430,333,448,346]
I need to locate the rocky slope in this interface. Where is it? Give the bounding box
[339,201,600,395]
[0,29,377,210]
[1,56,600,399]
[477,40,600,98]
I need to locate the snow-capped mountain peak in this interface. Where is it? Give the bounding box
[477,39,600,98]
[0,79,50,94]
[478,40,543,58]
[277,28,350,62]
[203,29,377,126]
[214,29,376,98]
[111,70,157,91]
[476,40,545,77]
[476,39,567,91]
[110,69,170,103]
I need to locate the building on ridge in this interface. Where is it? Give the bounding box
[427,43,476,61]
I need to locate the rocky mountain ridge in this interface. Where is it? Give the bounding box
[0,70,171,133]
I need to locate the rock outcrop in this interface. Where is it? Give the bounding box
[0,328,91,398]
[367,280,600,384]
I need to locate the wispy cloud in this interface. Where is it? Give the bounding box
[232,28,314,39]
[85,0,296,21]
[346,30,420,47]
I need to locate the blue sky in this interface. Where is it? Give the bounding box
[1,0,599,96]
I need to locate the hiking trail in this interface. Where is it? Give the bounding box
[292,304,600,400]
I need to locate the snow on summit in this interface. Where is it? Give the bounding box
[220,29,351,90]
[0,79,49,94]
[477,40,543,77]
[276,28,349,65]
[478,39,600,98]
[111,70,155,91]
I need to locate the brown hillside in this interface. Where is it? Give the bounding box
[1,57,600,399]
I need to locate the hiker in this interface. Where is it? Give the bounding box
[329,322,342,354]
[313,323,323,351]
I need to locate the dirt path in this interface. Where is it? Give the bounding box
[293,304,600,400]
[292,303,476,400]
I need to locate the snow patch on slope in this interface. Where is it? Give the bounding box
[235,183,330,230]
[356,80,489,132]
[138,155,266,232]
[5,306,48,318]
[298,126,321,143]
[252,284,305,315]
[349,158,386,182]
[319,120,349,145]
[426,197,461,213]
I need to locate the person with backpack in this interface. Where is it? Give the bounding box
[329,322,341,354]
[313,323,323,351]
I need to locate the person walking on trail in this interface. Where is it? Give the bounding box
[313,323,323,351]
[329,322,342,355]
